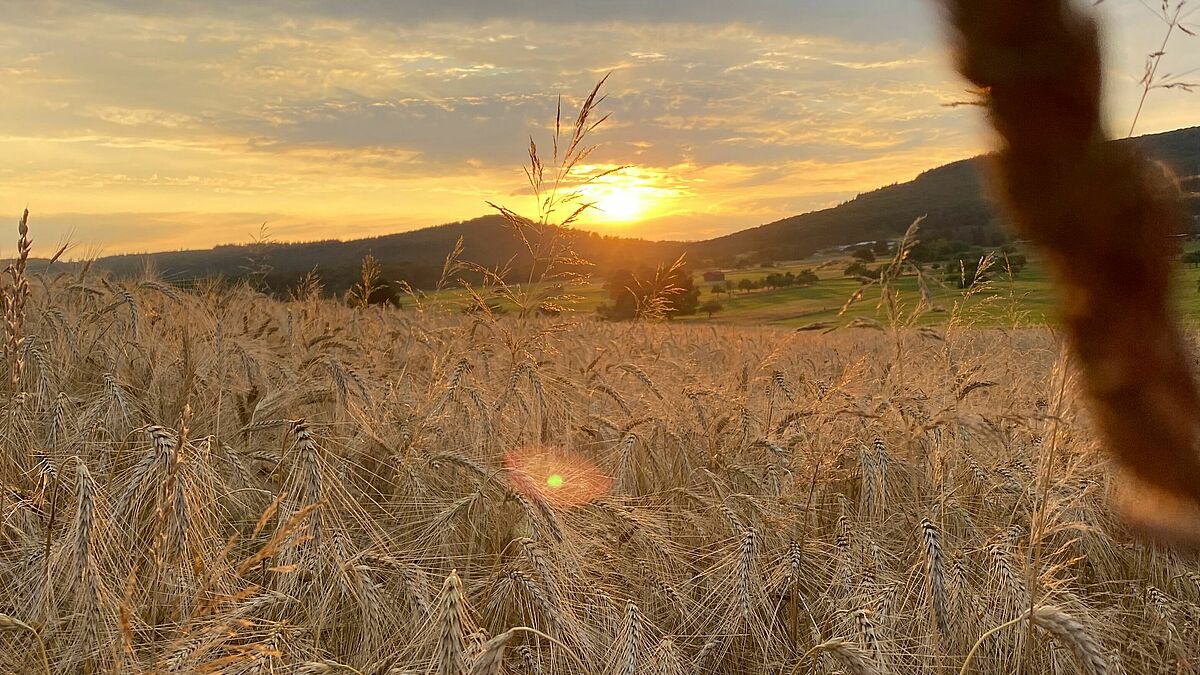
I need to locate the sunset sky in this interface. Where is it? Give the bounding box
[0,0,1197,254]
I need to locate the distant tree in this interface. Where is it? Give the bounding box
[947,256,993,289]
[1183,249,1200,268]
[796,269,819,286]
[700,299,723,318]
[910,238,971,263]
[366,284,400,307]
[852,246,876,263]
[843,261,879,279]
[763,272,799,289]
[737,278,755,293]
[596,268,640,320]
[712,284,725,294]
[1003,253,1028,274]
[670,267,701,317]
[596,259,700,320]
[872,239,890,256]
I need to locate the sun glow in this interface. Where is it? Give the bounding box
[592,185,652,222]
[579,171,669,225]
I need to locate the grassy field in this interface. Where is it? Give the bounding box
[680,255,1051,326]
[408,247,1200,328]
[0,228,1197,673]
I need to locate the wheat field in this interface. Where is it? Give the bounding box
[0,223,1197,675]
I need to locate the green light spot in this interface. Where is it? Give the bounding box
[547,474,564,489]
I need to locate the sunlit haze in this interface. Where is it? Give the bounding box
[0,1,1196,253]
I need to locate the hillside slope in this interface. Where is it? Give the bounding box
[690,125,1200,261]
[96,217,686,293]
[92,126,1200,292]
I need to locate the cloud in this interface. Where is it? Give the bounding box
[0,0,1194,251]
[16,1,939,41]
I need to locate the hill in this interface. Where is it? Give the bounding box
[689,125,1200,263]
[91,126,1200,294]
[95,217,686,295]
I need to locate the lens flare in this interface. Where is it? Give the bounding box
[504,446,611,507]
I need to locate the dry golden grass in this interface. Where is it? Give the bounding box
[0,238,1197,673]
[0,3,1195,673]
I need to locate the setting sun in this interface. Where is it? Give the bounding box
[579,171,675,225]
[594,186,651,222]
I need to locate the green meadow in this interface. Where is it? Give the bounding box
[406,246,1200,328]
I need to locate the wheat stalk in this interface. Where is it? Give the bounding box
[0,613,50,675]
[960,605,1109,675]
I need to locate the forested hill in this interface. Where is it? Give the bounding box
[687,125,1200,262]
[90,125,1199,293]
[93,216,689,294]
